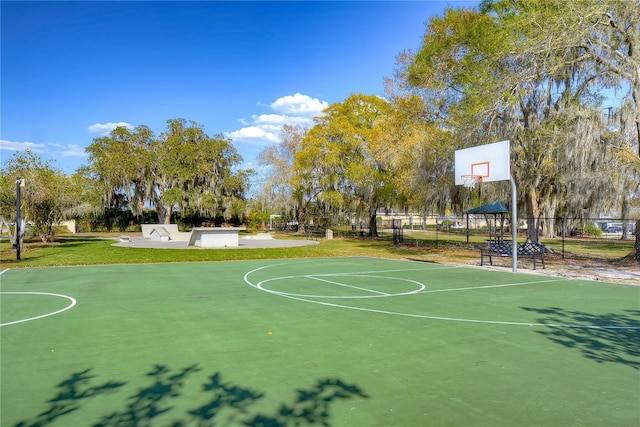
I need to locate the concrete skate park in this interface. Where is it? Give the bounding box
[112,224,320,249]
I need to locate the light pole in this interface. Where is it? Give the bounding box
[15,178,24,260]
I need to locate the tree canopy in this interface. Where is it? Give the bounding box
[0,151,89,242]
[391,0,640,241]
[294,94,397,237]
[85,119,251,225]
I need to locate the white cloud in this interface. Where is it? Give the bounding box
[226,126,280,146]
[49,143,87,158]
[252,114,313,126]
[0,139,87,175]
[87,121,134,136]
[270,93,328,116]
[0,139,47,153]
[227,93,327,147]
[241,161,261,171]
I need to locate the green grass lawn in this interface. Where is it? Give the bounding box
[0,235,429,268]
[402,229,634,260]
[0,230,634,269]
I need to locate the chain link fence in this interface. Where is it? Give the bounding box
[375,215,638,261]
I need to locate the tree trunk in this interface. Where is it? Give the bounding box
[369,204,378,238]
[620,194,629,240]
[296,202,307,235]
[47,223,55,243]
[633,77,640,158]
[543,217,555,238]
[541,204,556,238]
[541,195,558,238]
[156,204,168,225]
[524,188,541,243]
[164,205,172,225]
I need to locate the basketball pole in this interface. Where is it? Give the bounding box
[510,176,517,272]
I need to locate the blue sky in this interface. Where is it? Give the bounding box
[1,1,477,175]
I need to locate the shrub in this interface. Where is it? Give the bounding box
[583,223,602,237]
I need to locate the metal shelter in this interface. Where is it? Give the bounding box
[465,201,509,243]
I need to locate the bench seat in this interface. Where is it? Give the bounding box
[480,242,545,270]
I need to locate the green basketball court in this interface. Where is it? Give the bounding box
[1,257,638,426]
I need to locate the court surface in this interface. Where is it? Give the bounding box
[1,257,639,426]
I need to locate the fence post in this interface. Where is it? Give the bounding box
[466,214,470,244]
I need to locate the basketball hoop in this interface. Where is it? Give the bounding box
[461,175,482,188]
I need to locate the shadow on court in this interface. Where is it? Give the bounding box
[521,307,640,370]
[14,364,368,427]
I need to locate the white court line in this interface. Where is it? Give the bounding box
[306,275,390,296]
[420,278,569,294]
[0,268,9,276]
[244,262,640,330]
[316,265,459,277]
[269,292,640,330]
[242,260,455,281]
[256,274,425,299]
[0,292,77,327]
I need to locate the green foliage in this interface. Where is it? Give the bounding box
[246,209,269,229]
[85,119,252,224]
[584,223,603,237]
[0,150,89,242]
[162,186,185,207]
[75,209,138,233]
[295,94,396,237]
[397,0,639,240]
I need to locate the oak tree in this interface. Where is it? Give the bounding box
[295,94,395,237]
[0,150,89,242]
[86,119,250,225]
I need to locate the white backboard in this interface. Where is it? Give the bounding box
[454,140,510,185]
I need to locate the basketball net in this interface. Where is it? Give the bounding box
[461,175,482,189]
